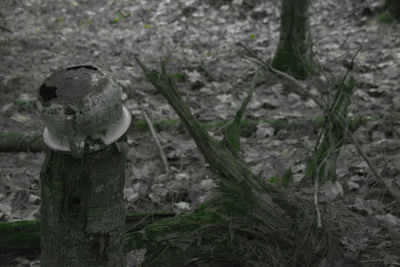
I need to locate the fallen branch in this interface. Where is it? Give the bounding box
[0,132,45,152]
[132,56,356,266]
[141,109,170,174]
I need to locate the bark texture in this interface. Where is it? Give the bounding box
[272,0,313,79]
[40,141,126,267]
[386,0,400,19]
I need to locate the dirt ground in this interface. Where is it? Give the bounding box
[0,0,400,266]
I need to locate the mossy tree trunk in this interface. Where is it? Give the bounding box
[272,0,313,79]
[386,0,400,19]
[40,141,126,267]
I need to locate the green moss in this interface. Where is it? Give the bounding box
[132,115,389,141]
[126,196,259,266]
[127,200,227,250]
[378,11,394,23]
[282,169,293,187]
[171,73,186,82]
[134,120,147,130]
[268,176,281,184]
[272,0,313,79]
[272,44,313,80]
[267,169,292,187]
[264,118,288,132]
[0,220,40,253]
[312,116,325,128]
[161,119,180,128]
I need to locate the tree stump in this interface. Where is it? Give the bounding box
[40,145,126,267]
[37,65,131,267]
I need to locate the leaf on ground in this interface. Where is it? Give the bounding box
[320,181,344,200]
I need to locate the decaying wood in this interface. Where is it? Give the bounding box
[132,57,358,266]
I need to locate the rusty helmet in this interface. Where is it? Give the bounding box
[37,65,131,157]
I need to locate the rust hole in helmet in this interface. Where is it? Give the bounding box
[67,65,98,71]
[39,84,58,105]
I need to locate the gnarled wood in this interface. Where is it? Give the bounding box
[133,58,345,266]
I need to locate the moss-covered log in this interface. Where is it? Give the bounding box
[132,58,354,266]
[272,0,313,79]
[0,212,175,264]
[0,132,45,152]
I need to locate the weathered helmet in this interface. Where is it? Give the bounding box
[37,65,131,157]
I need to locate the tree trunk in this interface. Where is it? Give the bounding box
[386,0,400,19]
[272,0,313,79]
[40,141,126,267]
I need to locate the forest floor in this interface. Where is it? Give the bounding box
[0,0,400,266]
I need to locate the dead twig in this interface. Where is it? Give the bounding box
[141,109,170,174]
